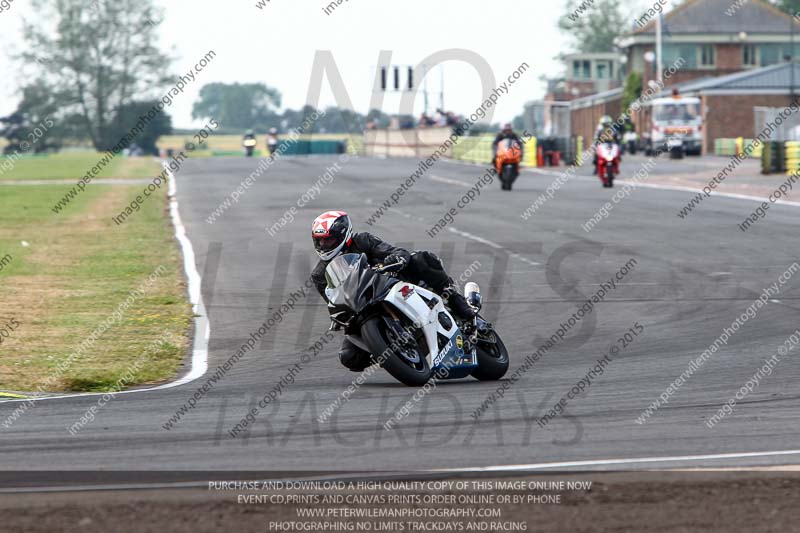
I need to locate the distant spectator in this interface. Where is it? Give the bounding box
[418,113,436,128]
[434,109,447,127]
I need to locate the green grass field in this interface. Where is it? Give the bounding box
[0,154,192,392]
[0,152,162,182]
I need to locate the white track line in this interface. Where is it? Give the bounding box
[364,198,540,268]
[430,174,473,188]
[435,449,800,473]
[447,227,540,267]
[0,164,209,405]
[5,449,800,493]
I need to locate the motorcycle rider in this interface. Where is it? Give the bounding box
[267,128,279,155]
[592,116,621,174]
[310,210,477,372]
[491,123,524,168]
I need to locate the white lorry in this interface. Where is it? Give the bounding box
[645,95,703,158]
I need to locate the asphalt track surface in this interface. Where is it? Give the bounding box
[2,154,799,476]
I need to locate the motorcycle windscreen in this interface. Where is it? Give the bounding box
[326,253,398,314]
[325,253,363,289]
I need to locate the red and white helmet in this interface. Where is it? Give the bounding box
[311,211,353,261]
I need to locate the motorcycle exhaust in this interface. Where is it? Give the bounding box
[464,282,482,311]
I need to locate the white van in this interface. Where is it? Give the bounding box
[645,96,703,157]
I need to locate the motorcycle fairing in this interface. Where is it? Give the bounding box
[325,254,399,315]
[383,283,477,378]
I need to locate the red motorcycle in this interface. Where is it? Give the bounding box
[595,141,620,188]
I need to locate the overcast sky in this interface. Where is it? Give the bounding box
[0,0,667,129]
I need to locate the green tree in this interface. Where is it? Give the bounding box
[192,83,282,131]
[366,109,391,129]
[558,0,630,52]
[772,0,800,16]
[316,107,366,133]
[19,0,171,150]
[621,71,644,113]
[108,100,172,155]
[0,82,66,153]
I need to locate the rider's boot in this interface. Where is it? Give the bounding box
[442,283,477,323]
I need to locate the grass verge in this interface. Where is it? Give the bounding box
[0,155,192,392]
[0,152,161,182]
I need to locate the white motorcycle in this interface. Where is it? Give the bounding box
[325,253,509,386]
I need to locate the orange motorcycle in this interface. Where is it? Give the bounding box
[494,139,522,191]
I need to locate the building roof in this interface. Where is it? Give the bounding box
[633,0,799,36]
[564,52,621,60]
[664,61,800,95]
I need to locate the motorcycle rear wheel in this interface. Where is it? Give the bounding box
[361,317,432,387]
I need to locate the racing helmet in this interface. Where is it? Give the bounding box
[312,211,353,261]
[599,115,613,127]
[269,128,278,135]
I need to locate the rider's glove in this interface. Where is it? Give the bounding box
[383,254,407,270]
[329,320,342,332]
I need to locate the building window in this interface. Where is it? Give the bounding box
[594,61,614,79]
[699,45,715,67]
[572,60,591,79]
[663,44,697,69]
[742,45,757,67]
[760,44,780,66]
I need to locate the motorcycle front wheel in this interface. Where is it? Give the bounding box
[472,332,509,381]
[361,317,432,386]
[501,166,515,191]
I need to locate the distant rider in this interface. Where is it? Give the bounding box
[309,211,477,372]
[267,128,279,155]
[593,116,620,174]
[491,123,524,168]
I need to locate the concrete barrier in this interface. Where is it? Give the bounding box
[363,127,538,167]
[364,128,456,158]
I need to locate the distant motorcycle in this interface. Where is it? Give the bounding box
[325,253,509,386]
[267,129,279,156]
[622,131,639,155]
[267,136,279,156]
[243,136,257,157]
[596,141,620,188]
[494,138,522,191]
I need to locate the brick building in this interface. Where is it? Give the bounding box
[666,62,800,149]
[567,0,800,151]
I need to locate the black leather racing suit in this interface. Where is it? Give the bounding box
[311,232,468,371]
